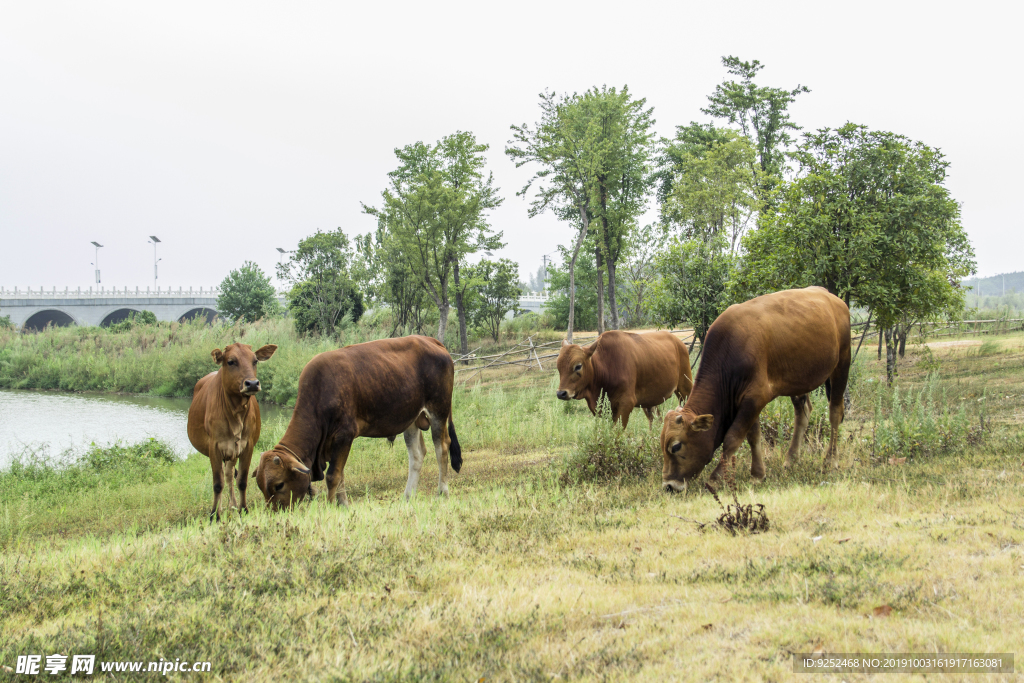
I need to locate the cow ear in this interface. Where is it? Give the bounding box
[584,340,599,357]
[211,348,224,364]
[255,344,278,362]
[691,414,714,432]
[562,339,569,347]
[273,455,281,465]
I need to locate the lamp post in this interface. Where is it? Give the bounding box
[148,236,162,289]
[90,241,104,284]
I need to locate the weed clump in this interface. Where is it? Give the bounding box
[559,398,656,486]
[678,485,770,535]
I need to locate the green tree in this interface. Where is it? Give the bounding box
[544,240,599,332]
[354,224,433,336]
[661,129,760,252]
[277,228,364,337]
[731,123,976,383]
[365,132,503,350]
[648,234,733,351]
[616,223,665,328]
[702,56,809,195]
[465,258,522,341]
[506,86,654,339]
[216,261,282,323]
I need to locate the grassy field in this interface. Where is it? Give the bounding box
[1,334,1023,681]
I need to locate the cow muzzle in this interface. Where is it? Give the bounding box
[242,379,260,394]
[556,390,569,400]
[663,479,687,494]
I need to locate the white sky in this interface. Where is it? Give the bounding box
[1,0,1020,291]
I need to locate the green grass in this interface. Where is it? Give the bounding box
[1,335,1023,680]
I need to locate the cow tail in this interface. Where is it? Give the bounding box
[448,416,462,473]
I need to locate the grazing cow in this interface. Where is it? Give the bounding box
[556,330,693,428]
[187,342,278,519]
[254,335,461,508]
[660,286,850,491]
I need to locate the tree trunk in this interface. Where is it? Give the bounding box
[877,328,883,360]
[884,326,898,386]
[595,245,605,335]
[437,302,449,345]
[898,324,907,358]
[566,209,591,344]
[453,260,469,361]
[606,258,619,330]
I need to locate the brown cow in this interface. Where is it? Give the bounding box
[254,335,461,508]
[187,342,278,519]
[556,330,693,428]
[660,286,850,491]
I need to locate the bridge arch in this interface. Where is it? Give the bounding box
[100,308,143,327]
[177,307,218,324]
[23,309,79,331]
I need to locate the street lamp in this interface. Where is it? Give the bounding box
[148,236,162,289]
[90,241,103,284]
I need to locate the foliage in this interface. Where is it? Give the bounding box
[648,234,733,344]
[661,129,760,252]
[615,223,665,328]
[702,55,810,194]
[730,123,976,381]
[559,398,656,486]
[364,131,503,349]
[506,86,655,337]
[872,376,975,461]
[0,315,13,330]
[217,261,282,323]
[277,229,363,337]
[465,258,522,341]
[544,239,599,331]
[354,227,434,336]
[106,310,158,333]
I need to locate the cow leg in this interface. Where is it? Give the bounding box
[748,418,766,482]
[783,394,812,468]
[709,400,765,488]
[429,415,451,497]
[643,406,655,427]
[224,458,238,509]
[237,447,253,513]
[823,357,850,471]
[325,439,353,506]
[208,450,224,521]
[612,394,634,429]
[402,424,427,500]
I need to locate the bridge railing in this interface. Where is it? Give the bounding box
[0,286,289,300]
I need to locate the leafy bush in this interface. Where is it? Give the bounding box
[82,438,178,470]
[107,310,158,333]
[217,261,283,323]
[0,315,14,330]
[560,398,656,485]
[873,375,974,461]
[168,349,217,396]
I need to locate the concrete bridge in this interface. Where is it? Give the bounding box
[1,286,551,330]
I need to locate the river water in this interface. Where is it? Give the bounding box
[0,389,291,469]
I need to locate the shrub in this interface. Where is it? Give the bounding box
[107,310,158,333]
[559,398,656,486]
[217,261,283,323]
[873,375,974,461]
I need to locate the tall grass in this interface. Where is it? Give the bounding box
[0,317,385,405]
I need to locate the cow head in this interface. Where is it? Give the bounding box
[255,448,313,509]
[555,339,598,401]
[660,407,715,492]
[211,343,277,396]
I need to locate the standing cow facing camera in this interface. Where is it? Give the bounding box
[556,330,693,428]
[187,342,277,519]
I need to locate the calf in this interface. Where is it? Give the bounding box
[187,342,277,519]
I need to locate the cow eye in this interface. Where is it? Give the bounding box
[274,482,284,492]
[574,364,582,372]
[227,359,237,366]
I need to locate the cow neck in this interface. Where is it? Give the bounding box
[274,398,321,468]
[585,355,605,404]
[217,374,251,421]
[683,354,731,453]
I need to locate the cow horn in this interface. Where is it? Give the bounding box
[292,465,311,475]
[273,455,281,465]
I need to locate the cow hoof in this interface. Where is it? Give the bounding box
[750,472,766,483]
